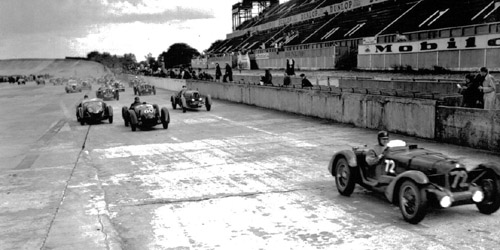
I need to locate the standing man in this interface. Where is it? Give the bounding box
[224,63,233,82]
[479,67,497,109]
[215,63,222,82]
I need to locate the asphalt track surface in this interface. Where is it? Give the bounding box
[1,82,500,250]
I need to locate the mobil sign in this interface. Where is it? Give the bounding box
[359,34,500,55]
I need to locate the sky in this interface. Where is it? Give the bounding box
[0,0,278,61]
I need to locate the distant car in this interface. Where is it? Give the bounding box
[81,80,92,90]
[76,98,113,125]
[113,81,125,92]
[328,140,500,224]
[171,89,212,113]
[96,85,119,101]
[121,102,169,131]
[133,82,156,96]
[17,78,26,85]
[65,80,82,93]
[36,78,46,85]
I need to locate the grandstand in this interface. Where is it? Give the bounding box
[196,0,500,72]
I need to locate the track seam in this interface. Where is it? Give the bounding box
[39,124,92,250]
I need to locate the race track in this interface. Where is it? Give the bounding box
[1,81,500,250]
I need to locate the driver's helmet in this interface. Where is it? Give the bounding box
[377,131,389,146]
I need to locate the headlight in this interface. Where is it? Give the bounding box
[199,98,203,101]
[472,190,484,202]
[191,99,195,102]
[440,196,452,208]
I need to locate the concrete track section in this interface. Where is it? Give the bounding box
[1,82,500,250]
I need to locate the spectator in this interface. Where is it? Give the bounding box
[283,73,291,86]
[458,73,483,108]
[479,67,497,110]
[262,69,273,85]
[223,63,233,82]
[215,63,222,81]
[300,73,313,88]
[395,31,408,42]
[286,59,295,76]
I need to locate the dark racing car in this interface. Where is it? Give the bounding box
[171,89,212,113]
[121,102,169,131]
[96,85,119,101]
[328,140,500,224]
[65,80,82,93]
[76,98,113,125]
[133,82,156,96]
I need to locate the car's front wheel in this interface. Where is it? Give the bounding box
[335,158,356,196]
[121,106,129,127]
[398,180,428,224]
[128,110,138,131]
[171,96,176,110]
[107,105,113,124]
[161,107,169,129]
[476,172,500,214]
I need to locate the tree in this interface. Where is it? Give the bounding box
[161,43,200,68]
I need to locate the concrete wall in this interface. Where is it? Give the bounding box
[339,79,460,94]
[139,75,499,151]
[187,81,436,138]
[436,107,500,151]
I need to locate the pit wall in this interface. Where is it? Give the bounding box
[137,76,500,152]
[186,80,436,139]
[435,107,500,151]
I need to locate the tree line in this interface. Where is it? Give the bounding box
[85,43,200,75]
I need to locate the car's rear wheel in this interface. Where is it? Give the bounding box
[399,180,428,224]
[128,110,138,131]
[161,107,169,129]
[107,105,113,124]
[206,96,212,111]
[121,106,129,127]
[171,96,176,109]
[335,158,356,196]
[476,172,500,214]
[153,87,156,95]
[115,92,119,100]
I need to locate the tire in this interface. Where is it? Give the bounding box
[161,107,170,129]
[115,92,119,101]
[122,106,129,127]
[128,110,138,131]
[181,97,187,113]
[476,172,500,214]
[334,158,356,196]
[153,87,156,95]
[398,180,428,224]
[107,105,113,124]
[171,96,176,110]
[80,119,85,126]
[205,96,212,111]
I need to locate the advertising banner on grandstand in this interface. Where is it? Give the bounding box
[227,0,388,39]
[359,34,500,55]
[255,53,270,60]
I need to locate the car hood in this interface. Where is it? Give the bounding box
[387,147,465,175]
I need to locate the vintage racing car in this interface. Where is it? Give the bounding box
[96,85,119,101]
[76,98,113,125]
[81,80,92,90]
[171,89,212,113]
[113,81,125,92]
[65,80,82,93]
[133,82,156,96]
[121,102,169,131]
[329,140,500,224]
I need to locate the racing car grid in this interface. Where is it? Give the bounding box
[69,77,500,224]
